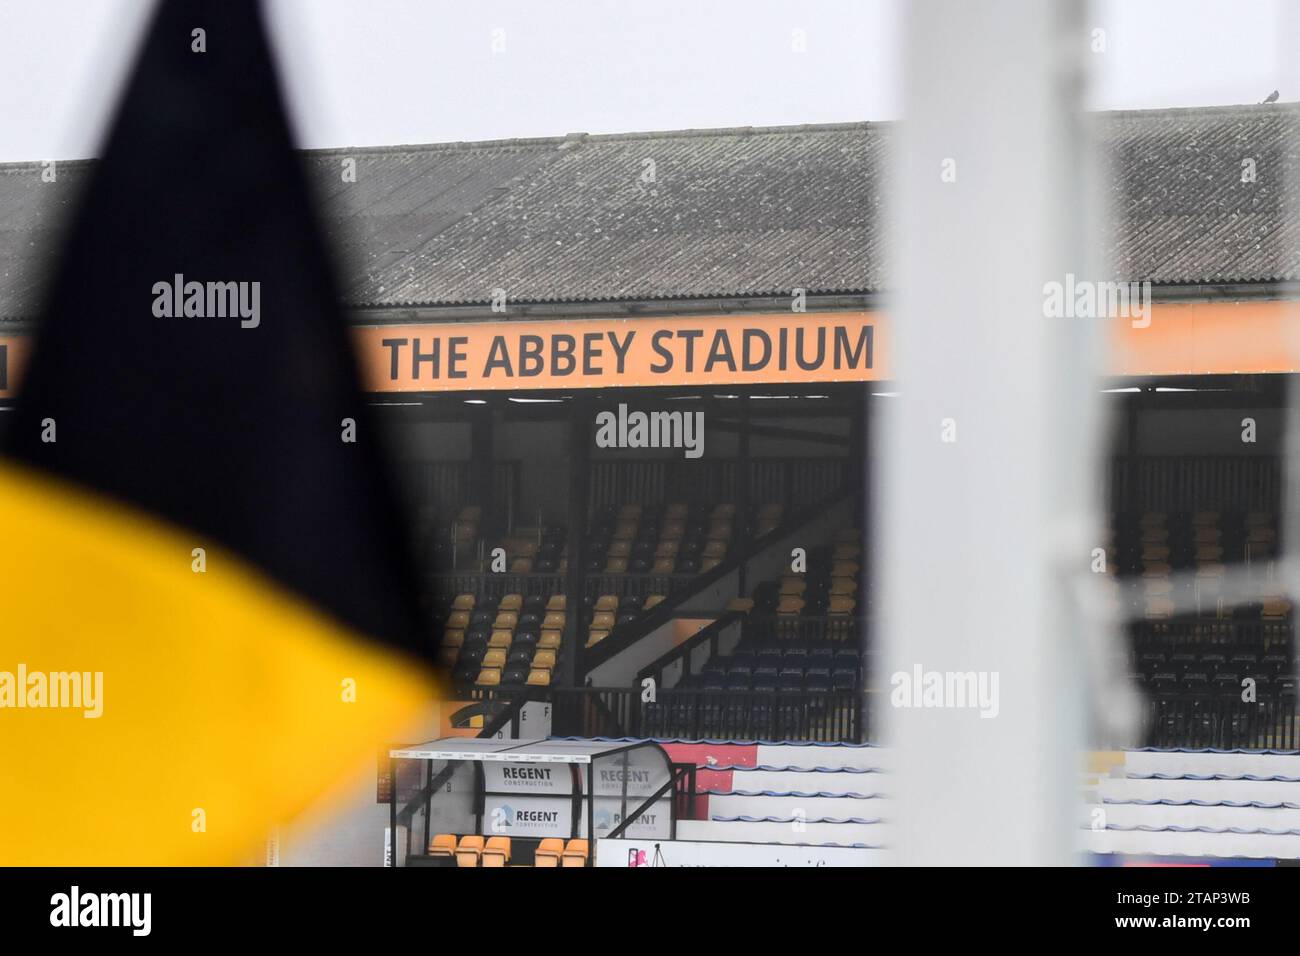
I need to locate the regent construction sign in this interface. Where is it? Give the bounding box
[351,312,885,391]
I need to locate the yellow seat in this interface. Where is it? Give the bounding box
[701,558,721,572]
[707,521,733,541]
[446,610,470,629]
[456,834,485,867]
[452,594,476,610]
[546,594,567,612]
[643,595,666,611]
[476,667,502,686]
[535,838,564,867]
[592,611,616,629]
[586,629,610,647]
[595,594,619,612]
[532,648,557,670]
[538,629,562,650]
[604,557,628,573]
[489,629,513,649]
[526,668,552,686]
[654,540,680,558]
[660,522,685,542]
[829,577,856,596]
[510,557,534,573]
[651,558,676,574]
[703,540,728,559]
[831,560,859,578]
[482,648,507,668]
[726,597,754,613]
[607,539,632,558]
[779,576,806,596]
[777,596,805,616]
[494,611,519,630]
[561,838,589,867]
[543,612,566,630]
[827,596,856,616]
[443,628,465,648]
[482,836,511,867]
[428,833,457,857]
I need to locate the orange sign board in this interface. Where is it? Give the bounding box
[1,301,1298,399]
[0,335,30,400]
[351,311,885,391]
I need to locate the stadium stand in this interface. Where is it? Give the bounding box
[1086,750,1300,860]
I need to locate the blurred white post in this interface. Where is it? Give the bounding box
[880,0,1100,865]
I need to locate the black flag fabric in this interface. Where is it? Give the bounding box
[0,0,437,864]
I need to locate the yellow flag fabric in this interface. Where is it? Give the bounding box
[0,462,434,865]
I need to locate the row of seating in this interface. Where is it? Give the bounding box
[1105,510,1278,573]
[1101,512,1284,620]
[427,834,588,867]
[440,592,567,687]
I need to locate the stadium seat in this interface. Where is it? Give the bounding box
[428,833,457,858]
[482,836,511,867]
[562,839,589,867]
[452,594,475,610]
[539,629,562,650]
[526,668,552,686]
[535,838,564,867]
[476,667,502,686]
[456,835,485,867]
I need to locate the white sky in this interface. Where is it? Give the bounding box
[0,0,1287,162]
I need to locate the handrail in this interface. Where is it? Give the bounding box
[581,488,854,675]
[605,764,693,841]
[635,610,743,687]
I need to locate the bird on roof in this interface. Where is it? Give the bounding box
[1262,90,1280,104]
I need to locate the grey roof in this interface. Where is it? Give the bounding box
[2,103,1299,322]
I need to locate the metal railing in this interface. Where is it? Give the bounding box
[743,613,862,646]
[636,611,743,688]
[552,686,866,743]
[1136,694,1300,750]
